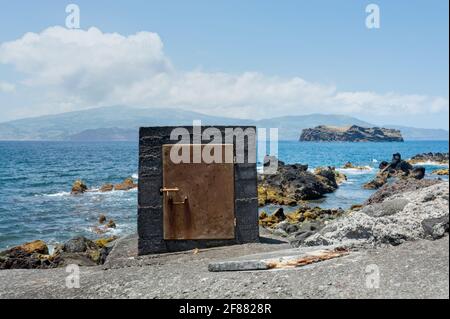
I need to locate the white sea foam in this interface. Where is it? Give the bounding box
[89,187,138,195]
[132,173,138,179]
[411,161,449,167]
[85,225,124,236]
[40,191,71,197]
[40,186,137,198]
[338,166,374,175]
[47,244,56,255]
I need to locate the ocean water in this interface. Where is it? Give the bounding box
[0,140,448,250]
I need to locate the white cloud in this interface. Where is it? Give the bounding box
[0,81,15,93]
[0,26,448,120]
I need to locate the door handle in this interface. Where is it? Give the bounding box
[160,187,188,205]
[169,196,188,205]
[160,187,180,195]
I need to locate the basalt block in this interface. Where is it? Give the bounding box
[138,126,259,255]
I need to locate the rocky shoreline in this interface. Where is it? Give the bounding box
[1,152,448,272]
[258,179,448,248]
[257,152,448,250]
[0,236,119,270]
[0,178,138,270]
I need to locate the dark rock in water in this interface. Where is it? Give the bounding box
[106,220,117,229]
[314,167,338,189]
[409,152,449,165]
[365,178,441,205]
[114,178,137,191]
[388,153,414,175]
[71,180,88,194]
[411,167,425,180]
[395,160,413,173]
[342,162,369,171]
[300,125,404,142]
[100,184,114,192]
[364,153,426,190]
[391,152,402,165]
[343,162,354,169]
[432,168,449,176]
[98,214,107,224]
[379,161,389,170]
[363,173,388,190]
[273,208,286,221]
[422,216,449,240]
[258,161,340,203]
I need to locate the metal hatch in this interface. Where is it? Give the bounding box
[162,144,235,240]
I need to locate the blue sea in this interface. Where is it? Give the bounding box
[0,140,448,250]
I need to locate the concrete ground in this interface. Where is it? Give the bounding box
[0,235,448,299]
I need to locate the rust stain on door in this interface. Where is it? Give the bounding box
[162,144,235,240]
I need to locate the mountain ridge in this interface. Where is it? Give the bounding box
[0,106,447,141]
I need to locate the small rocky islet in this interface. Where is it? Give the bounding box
[299,125,404,142]
[1,152,448,270]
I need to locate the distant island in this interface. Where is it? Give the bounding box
[300,125,404,142]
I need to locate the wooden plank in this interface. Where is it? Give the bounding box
[208,249,350,272]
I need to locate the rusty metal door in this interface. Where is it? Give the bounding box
[162,144,235,240]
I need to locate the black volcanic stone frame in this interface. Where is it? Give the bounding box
[138,126,259,255]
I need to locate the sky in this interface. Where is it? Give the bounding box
[0,0,448,129]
